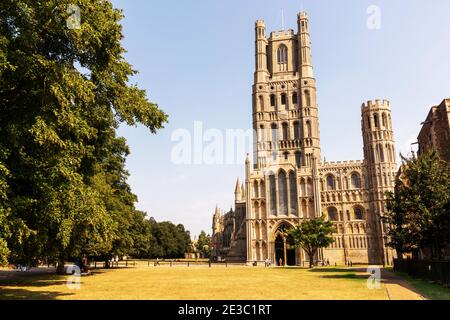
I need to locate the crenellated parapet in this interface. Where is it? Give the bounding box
[361,99,391,111]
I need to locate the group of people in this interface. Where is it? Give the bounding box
[256,258,351,267]
[321,259,331,266]
[264,258,272,267]
[265,258,336,267]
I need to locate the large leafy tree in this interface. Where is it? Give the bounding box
[0,0,168,271]
[384,151,450,259]
[288,216,335,268]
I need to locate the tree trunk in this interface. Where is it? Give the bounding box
[395,246,404,259]
[307,249,314,269]
[56,258,65,275]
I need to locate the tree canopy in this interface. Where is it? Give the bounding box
[288,216,335,268]
[384,151,450,259]
[0,1,192,270]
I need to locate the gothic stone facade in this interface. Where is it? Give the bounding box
[418,99,450,164]
[211,12,397,266]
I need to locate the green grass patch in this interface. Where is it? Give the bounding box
[392,270,450,300]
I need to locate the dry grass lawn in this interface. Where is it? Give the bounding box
[0,266,389,300]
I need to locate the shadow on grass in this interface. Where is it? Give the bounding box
[308,268,360,273]
[304,267,369,280]
[0,287,73,300]
[319,274,369,280]
[0,268,105,300]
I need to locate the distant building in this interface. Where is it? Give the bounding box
[211,12,398,266]
[418,99,450,163]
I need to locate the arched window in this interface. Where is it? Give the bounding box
[282,122,289,141]
[283,152,289,160]
[271,123,278,143]
[328,207,338,221]
[281,93,287,105]
[292,93,298,105]
[269,174,276,215]
[374,113,379,128]
[270,94,276,107]
[306,121,312,137]
[327,175,335,191]
[307,178,313,195]
[300,179,306,196]
[351,173,361,189]
[260,181,265,198]
[354,207,364,220]
[293,121,300,140]
[259,125,265,142]
[379,144,385,162]
[254,181,259,198]
[382,113,387,127]
[295,152,302,168]
[277,45,288,65]
[367,116,371,129]
[304,90,311,106]
[259,95,264,111]
[391,144,396,162]
[278,171,288,215]
[386,144,392,162]
[289,172,297,214]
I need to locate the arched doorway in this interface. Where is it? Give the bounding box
[273,224,297,266]
[274,234,284,266]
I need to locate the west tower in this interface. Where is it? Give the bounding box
[253,12,320,171]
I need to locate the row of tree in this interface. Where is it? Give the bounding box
[141,219,192,259]
[0,1,193,272]
[384,151,450,259]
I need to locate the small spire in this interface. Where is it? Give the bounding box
[241,183,245,195]
[234,177,241,194]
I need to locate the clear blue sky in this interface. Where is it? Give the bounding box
[111,0,450,238]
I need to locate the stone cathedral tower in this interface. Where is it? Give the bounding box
[211,12,396,266]
[253,13,320,171]
[361,100,398,264]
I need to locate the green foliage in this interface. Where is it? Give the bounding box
[288,217,335,268]
[0,1,170,267]
[146,218,192,259]
[195,230,211,258]
[384,151,450,259]
[0,151,32,266]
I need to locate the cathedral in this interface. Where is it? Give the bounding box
[211,12,397,266]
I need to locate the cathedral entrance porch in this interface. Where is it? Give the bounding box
[274,233,296,266]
